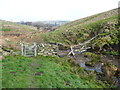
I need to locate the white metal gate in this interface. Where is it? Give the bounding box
[21,43,37,57]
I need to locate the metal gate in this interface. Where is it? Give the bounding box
[21,43,37,57]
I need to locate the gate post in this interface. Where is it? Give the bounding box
[21,43,24,56]
[24,44,26,56]
[34,43,37,56]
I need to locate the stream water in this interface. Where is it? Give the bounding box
[74,54,103,72]
[57,49,120,86]
[57,49,119,73]
[57,50,103,72]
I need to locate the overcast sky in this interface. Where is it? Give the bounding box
[0,0,119,22]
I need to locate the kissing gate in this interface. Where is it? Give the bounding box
[21,43,37,57]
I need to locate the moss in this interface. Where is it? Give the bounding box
[102,51,119,55]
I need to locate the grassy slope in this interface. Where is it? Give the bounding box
[41,8,119,47]
[0,21,44,51]
[1,21,37,31]
[2,56,107,88]
[1,21,38,38]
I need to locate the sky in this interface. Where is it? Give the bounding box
[0,0,119,22]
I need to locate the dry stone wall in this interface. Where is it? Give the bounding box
[0,43,67,57]
[0,45,19,56]
[37,43,58,56]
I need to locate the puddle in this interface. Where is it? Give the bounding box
[80,61,103,72]
[35,72,44,76]
[65,81,71,86]
[10,72,16,74]
[32,63,41,68]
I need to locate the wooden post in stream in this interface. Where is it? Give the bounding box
[68,46,75,56]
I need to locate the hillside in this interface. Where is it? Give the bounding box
[1,8,120,88]
[58,8,118,30]
[41,8,119,54]
[0,21,44,51]
[39,9,120,87]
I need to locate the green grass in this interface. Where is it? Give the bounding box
[0,28,13,31]
[0,58,2,89]
[2,56,108,88]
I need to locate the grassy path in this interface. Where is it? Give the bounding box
[29,58,41,88]
[2,56,107,88]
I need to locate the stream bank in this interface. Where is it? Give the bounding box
[57,48,120,87]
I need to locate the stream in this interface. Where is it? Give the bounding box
[57,49,103,72]
[57,49,119,73]
[75,55,103,72]
[57,49,120,87]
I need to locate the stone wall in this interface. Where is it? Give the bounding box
[37,43,58,56]
[0,45,20,56]
[0,43,68,57]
